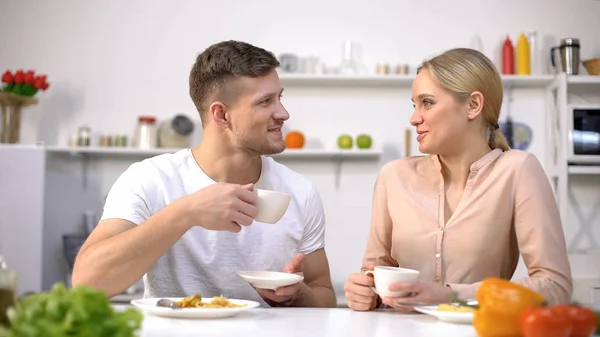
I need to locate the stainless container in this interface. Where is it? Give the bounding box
[551,38,580,75]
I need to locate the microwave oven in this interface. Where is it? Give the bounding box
[567,104,600,164]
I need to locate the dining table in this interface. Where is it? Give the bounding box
[114,304,479,337]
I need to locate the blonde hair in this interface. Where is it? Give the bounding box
[417,48,510,151]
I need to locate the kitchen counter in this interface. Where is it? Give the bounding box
[116,306,478,337]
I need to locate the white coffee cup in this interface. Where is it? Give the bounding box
[254,189,291,224]
[363,266,420,298]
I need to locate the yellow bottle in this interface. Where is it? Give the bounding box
[516,33,531,75]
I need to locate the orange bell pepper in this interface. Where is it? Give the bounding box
[473,278,546,337]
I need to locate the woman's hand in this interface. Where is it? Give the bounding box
[381,281,453,310]
[344,267,379,311]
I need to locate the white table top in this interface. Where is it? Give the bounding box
[123,306,478,337]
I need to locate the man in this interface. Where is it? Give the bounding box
[72,40,336,308]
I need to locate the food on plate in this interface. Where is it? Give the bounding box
[176,294,248,309]
[0,282,142,337]
[473,277,546,337]
[436,303,475,313]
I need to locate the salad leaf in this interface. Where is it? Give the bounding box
[0,283,142,337]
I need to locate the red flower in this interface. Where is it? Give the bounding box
[24,70,35,85]
[3,69,50,94]
[33,76,44,89]
[1,71,12,84]
[14,70,24,84]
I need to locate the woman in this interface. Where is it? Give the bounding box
[344,48,572,311]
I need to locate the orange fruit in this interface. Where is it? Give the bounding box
[285,131,305,149]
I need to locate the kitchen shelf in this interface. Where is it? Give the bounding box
[44,145,382,190]
[272,148,383,159]
[568,165,600,175]
[501,75,556,88]
[279,74,415,87]
[46,146,383,159]
[46,146,183,157]
[278,74,555,88]
[567,75,600,85]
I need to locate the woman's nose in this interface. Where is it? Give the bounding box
[410,109,422,126]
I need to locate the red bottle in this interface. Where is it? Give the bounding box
[502,36,515,74]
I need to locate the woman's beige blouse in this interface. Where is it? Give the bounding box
[362,149,572,304]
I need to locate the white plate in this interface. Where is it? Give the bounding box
[414,305,474,324]
[130,297,260,319]
[237,270,304,290]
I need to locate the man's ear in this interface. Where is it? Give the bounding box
[209,101,229,127]
[466,91,484,120]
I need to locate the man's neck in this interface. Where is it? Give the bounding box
[191,136,263,185]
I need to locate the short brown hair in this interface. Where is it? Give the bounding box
[189,40,280,125]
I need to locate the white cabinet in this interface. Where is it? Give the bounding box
[0,144,46,295]
[547,74,600,254]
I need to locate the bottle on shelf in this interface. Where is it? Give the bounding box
[527,31,541,75]
[516,33,531,75]
[339,41,367,75]
[469,34,484,54]
[133,116,158,149]
[502,36,515,75]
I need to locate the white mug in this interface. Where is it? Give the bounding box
[363,266,420,298]
[254,189,292,224]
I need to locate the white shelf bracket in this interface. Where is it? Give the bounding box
[333,157,343,190]
[80,154,90,191]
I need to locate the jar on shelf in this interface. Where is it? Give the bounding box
[339,41,367,75]
[133,116,158,149]
[0,255,17,327]
[158,114,194,148]
[77,126,91,147]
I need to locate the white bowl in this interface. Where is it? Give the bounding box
[254,189,291,224]
[238,271,303,290]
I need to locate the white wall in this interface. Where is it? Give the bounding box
[1,0,600,296]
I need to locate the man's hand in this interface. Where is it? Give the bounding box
[178,182,258,232]
[255,253,305,306]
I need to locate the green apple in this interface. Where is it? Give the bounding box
[356,134,372,149]
[337,134,353,149]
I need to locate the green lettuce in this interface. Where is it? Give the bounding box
[0,283,142,337]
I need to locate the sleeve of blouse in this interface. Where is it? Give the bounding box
[447,153,573,304]
[361,165,398,269]
[509,153,573,304]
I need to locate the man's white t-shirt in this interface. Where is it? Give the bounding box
[100,149,326,305]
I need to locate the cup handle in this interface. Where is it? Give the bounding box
[362,270,378,294]
[550,46,559,69]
